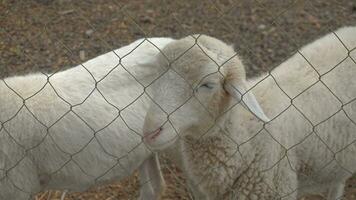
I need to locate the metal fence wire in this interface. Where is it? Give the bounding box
[0,0,356,200]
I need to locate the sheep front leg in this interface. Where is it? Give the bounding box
[326,183,345,200]
[138,153,166,200]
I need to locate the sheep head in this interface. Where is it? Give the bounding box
[142,35,269,151]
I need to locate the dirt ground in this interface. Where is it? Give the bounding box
[1,0,356,199]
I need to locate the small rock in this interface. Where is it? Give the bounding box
[258,24,266,30]
[85,29,94,36]
[58,9,75,15]
[146,9,154,14]
[79,50,85,61]
[139,15,154,24]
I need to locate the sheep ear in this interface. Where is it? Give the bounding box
[225,83,270,122]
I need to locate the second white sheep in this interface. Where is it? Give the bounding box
[0,37,174,200]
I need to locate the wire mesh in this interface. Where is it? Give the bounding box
[0,0,356,200]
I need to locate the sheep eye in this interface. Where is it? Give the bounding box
[200,83,215,89]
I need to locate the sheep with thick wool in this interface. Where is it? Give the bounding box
[141,26,356,200]
[0,37,174,200]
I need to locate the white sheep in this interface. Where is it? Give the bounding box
[249,26,356,200]
[141,26,356,200]
[0,37,174,200]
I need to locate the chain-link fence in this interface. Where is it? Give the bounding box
[1,0,356,200]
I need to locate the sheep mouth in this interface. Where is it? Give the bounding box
[143,127,162,142]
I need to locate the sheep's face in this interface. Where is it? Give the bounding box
[143,35,269,151]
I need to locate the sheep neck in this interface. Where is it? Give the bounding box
[180,128,276,199]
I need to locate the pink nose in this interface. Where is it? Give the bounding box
[143,127,162,142]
